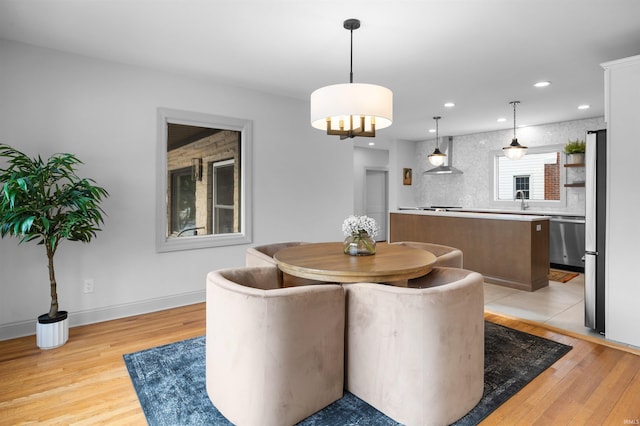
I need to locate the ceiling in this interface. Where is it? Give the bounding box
[1,0,639,148]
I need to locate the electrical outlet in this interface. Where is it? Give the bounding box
[83,279,94,294]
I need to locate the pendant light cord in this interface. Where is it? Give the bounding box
[349,26,354,83]
[344,19,360,84]
[513,103,516,139]
[511,101,519,140]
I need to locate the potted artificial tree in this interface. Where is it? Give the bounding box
[0,144,108,349]
[564,139,586,164]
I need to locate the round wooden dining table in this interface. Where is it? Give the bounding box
[273,242,437,284]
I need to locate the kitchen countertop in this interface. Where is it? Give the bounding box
[394,208,550,222]
[449,208,584,218]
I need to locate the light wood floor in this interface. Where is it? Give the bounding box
[1,304,639,425]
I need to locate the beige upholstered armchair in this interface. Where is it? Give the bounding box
[245,241,309,266]
[206,266,345,426]
[344,267,485,425]
[392,240,463,268]
[245,241,317,287]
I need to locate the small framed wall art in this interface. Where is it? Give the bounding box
[403,168,412,185]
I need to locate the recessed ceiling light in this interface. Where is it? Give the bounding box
[368,142,375,146]
[497,117,507,123]
[444,102,455,108]
[428,128,436,133]
[534,81,551,88]
[578,104,590,110]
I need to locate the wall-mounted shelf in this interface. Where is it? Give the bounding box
[565,163,585,187]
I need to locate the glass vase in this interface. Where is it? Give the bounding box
[343,232,376,256]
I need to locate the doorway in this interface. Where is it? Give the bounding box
[365,169,388,241]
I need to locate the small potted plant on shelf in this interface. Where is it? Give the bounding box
[0,144,109,349]
[564,139,586,164]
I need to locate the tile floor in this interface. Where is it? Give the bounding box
[484,272,608,342]
[485,274,640,351]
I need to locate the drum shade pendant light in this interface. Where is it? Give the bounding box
[503,101,528,160]
[310,19,393,139]
[428,116,446,166]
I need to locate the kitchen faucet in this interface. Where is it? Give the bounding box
[514,190,529,210]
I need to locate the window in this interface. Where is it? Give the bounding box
[156,108,252,252]
[494,146,563,205]
[514,175,530,199]
[211,159,235,234]
[170,167,197,235]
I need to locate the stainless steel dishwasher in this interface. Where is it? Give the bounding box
[549,216,585,270]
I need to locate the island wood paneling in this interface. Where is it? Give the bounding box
[390,212,549,291]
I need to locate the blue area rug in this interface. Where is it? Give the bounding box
[123,321,571,425]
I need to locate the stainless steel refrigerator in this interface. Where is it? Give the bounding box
[584,129,606,334]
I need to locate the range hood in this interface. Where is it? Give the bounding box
[423,136,463,175]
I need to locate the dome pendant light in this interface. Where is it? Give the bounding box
[310,19,393,139]
[428,116,447,166]
[503,101,528,160]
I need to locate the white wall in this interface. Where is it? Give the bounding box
[603,55,640,347]
[0,40,353,339]
[390,140,418,208]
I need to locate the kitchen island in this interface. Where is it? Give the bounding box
[390,210,550,291]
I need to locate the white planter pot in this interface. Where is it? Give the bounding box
[567,153,585,164]
[36,311,69,349]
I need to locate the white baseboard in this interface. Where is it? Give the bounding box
[0,290,206,341]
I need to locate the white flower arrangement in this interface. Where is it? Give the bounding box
[342,215,379,238]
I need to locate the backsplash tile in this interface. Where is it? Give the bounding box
[414,117,604,214]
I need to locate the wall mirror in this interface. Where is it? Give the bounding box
[493,144,564,206]
[156,108,252,252]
